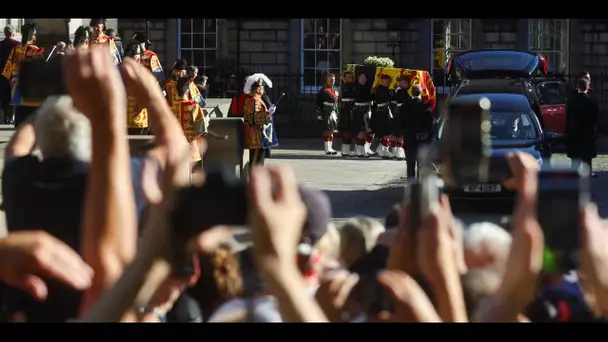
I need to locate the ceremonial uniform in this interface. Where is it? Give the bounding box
[338,76,356,156]
[243,74,278,168]
[133,32,164,83]
[1,23,45,127]
[89,19,121,65]
[123,42,149,135]
[352,84,372,157]
[73,26,92,49]
[316,84,339,155]
[371,83,394,158]
[162,60,208,163]
[391,86,412,160]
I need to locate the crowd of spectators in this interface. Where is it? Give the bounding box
[0,46,608,323]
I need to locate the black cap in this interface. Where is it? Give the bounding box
[89,18,106,27]
[132,31,151,45]
[172,59,188,71]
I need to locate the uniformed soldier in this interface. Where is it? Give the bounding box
[73,26,93,49]
[242,73,278,168]
[132,32,164,83]
[391,76,411,160]
[89,18,121,64]
[371,74,394,159]
[123,42,149,135]
[338,71,356,157]
[352,73,372,158]
[161,59,208,166]
[1,22,45,127]
[316,73,339,155]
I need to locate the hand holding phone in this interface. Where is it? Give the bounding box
[537,163,590,274]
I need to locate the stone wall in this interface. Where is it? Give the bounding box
[481,19,518,49]
[226,20,290,74]
[118,19,170,70]
[350,19,425,70]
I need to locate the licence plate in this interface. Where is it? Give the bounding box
[464,184,502,193]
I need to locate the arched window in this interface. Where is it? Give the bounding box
[300,19,342,93]
[178,19,218,74]
[431,19,472,91]
[528,19,568,73]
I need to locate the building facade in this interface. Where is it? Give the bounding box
[4,18,607,136]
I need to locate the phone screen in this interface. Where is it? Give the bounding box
[537,168,587,273]
[443,99,492,185]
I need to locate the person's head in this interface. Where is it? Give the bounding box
[398,76,410,90]
[326,73,336,87]
[314,223,341,270]
[132,32,149,51]
[89,18,106,37]
[577,77,590,93]
[73,26,91,49]
[411,84,423,97]
[105,28,116,39]
[380,74,392,87]
[579,71,591,83]
[3,25,14,38]
[186,65,199,80]
[172,59,188,79]
[343,72,354,84]
[55,41,66,53]
[34,96,92,162]
[461,222,512,318]
[124,42,144,62]
[20,23,36,45]
[245,74,272,96]
[200,75,208,87]
[338,217,385,268]
[357,73,367,86]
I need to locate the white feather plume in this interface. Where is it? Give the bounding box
[243,73,273,93]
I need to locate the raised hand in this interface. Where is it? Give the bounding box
[0,231,94,301]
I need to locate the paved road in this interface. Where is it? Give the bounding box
[1,129,608,236]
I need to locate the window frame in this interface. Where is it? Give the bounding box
[527,19,569,73]
[177,18,218,74]
[430,19,472,94]
[299,18,343,94]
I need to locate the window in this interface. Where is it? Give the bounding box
[431,19,472,92]
[178,19,217,74]
[300,19,342,93]
[528,19,568,73]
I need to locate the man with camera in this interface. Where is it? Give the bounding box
[403,84,433,179]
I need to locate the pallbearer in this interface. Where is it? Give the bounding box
[242,73,278,168]
[162,59,208,166]
[89,18,121,64]
[1,23,45,127]
[371,74,394,158]
[339,72,356,157]
[392,76,411,160]
[316,73,339,155]
[352,73,372,157]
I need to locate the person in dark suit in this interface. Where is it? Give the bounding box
[403,84,433,179]
[565,77,599,177]
[0,25,18,124]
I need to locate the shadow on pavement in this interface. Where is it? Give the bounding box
[324,186,403,223]
[269,154,346,161]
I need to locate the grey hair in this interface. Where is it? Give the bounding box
[34,96,92,161]
[4,25,14,37]
[338,216,385,267]
[411,84,423,97]
[462,222,512,318]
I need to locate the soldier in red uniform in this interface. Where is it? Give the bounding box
[89,19,121,64]
[1,23,45,127]
[131,32,164,83]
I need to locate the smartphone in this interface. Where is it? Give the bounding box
[537,163,590,274]
[441,97,492,186]
[405,174,444,232]
[346,273,393,315]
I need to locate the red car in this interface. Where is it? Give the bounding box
[536,80,568,136]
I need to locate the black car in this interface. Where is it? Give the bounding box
[429,93,554,206]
